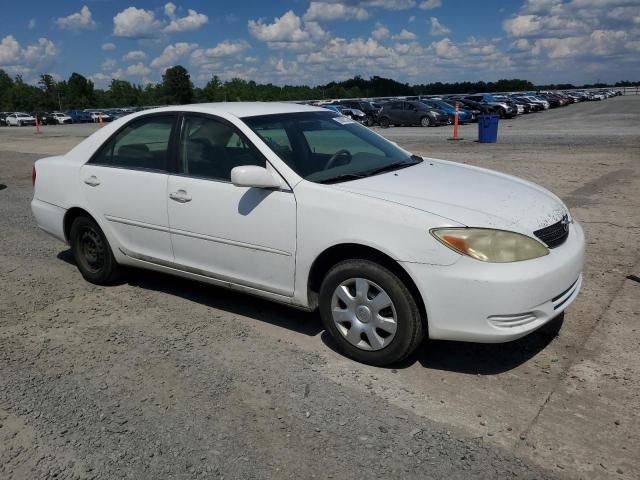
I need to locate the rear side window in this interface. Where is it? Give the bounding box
[91,115,175,171]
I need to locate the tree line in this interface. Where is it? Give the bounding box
[0,65,636,112]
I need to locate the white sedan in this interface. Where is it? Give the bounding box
[6,112,36,126]
[51,112,73,124]
[31,103,585,365]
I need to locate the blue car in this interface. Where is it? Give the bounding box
[66,110,92,123]
[418,99,474,124]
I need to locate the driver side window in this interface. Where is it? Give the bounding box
[179,115,265,181]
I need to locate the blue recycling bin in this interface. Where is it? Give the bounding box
[478,114,499,143]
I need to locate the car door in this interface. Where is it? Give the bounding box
[80,113,177,264]
[166,113,296,296]
[387,102,403,124]
[403,102,418,125]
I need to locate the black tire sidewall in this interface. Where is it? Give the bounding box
[70,216,120,285]
[380,117,390,128]
[319,259,423,366]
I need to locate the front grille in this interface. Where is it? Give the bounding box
[534,215,570,248]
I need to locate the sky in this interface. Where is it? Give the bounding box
[1,0,639,88]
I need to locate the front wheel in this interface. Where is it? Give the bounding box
[319,259,425,366]
[70,216,121,285]
[379,117,390,128]
[420,116,431,127]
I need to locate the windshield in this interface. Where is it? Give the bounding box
[243,111,417,184]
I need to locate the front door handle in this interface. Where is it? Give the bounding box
[84,175,100,187]
[169,189,192,203]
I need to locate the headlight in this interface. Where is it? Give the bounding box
[431,228,549,263]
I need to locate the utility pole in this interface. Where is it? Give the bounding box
[58,92,62,111]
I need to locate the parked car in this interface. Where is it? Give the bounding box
[31,112,53,125]
[419,99,475,123]
[378,100,448,127]
[50,112,73,124]
[6,112,36,126]
[338,100,380,126]
[463,95,518,118]
[66,110,93,123]
[31,103,585,365]
[87,111,112,123]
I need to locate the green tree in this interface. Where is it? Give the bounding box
[66,72,95,108]
[0,69,15,110]
[108,79,141,107]
[162,65,193,105]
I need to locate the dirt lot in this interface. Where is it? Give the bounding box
[1,97,639,480]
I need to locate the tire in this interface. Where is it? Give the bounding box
[319,259,425,366]
[18,121,23,127]
[365,115,375,127]
[379,117,390,128]
[70,215,121,285]
[420,116,431,127]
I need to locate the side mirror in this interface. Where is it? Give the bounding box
[231,165,281,189]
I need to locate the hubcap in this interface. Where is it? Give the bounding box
[331,278,397,351]
[78,227,105,273]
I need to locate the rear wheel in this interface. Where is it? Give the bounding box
[420,116,431,127]
[319,259,425,366]
[70,216,121,285]
[379,117,390,128]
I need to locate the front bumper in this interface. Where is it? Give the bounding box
[401,222,585,343]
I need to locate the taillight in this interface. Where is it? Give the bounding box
[32,165,36,187]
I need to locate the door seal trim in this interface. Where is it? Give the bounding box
[105,215,291,256]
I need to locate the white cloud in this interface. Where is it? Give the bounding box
[150,42,198,68]
[393,29,417,41]
[101,58,117,71]
[249,11,311,43]
[28,19,36,30]
[126,62,151,76]
[303,2,369,21]
[419,0,442,10]
[408,15,416,23]
[430,17,450,36]
[372,24,391,40]
[163,3,208,33]
[113,7,163,38]
[249,11,327,50]
[0,35,58,77]
[431,38,460,58]
[123,50,147,62]
[56,6,96,31]
[191,40,250,65]
[102,42,116,51]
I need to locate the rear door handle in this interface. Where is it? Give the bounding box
[84,176,100,187]
[169,189,192,203]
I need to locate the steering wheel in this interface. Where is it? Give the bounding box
[324,149,352,170]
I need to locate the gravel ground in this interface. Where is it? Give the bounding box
[1,96,639,480]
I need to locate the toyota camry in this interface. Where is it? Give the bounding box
[31,103,585,366]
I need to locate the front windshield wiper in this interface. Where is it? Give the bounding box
[360,155,423,178]
[316,173,367,184]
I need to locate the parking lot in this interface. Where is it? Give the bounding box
[1,96,639,479]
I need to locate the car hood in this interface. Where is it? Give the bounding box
[333,159,568,234]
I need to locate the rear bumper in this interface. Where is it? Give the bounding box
[401,222,585,343]
[31,199,67,243]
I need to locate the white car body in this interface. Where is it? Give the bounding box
[6,112,36,126]
[31,102,585,346]
[89,111,111,122]
[51,112,73,124]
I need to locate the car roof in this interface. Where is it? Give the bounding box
[142,102,325,118]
